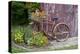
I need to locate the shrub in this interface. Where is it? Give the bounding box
[27,31,48,47]
[23,26,33,44]
[13,27,24,44]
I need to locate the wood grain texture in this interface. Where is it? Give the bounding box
[40,3,78,37]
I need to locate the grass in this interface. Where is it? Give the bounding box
[11,44,78,53]
[11,47,28,53]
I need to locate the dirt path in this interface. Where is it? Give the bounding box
[12,37,78,52]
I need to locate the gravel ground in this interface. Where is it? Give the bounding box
[12,37,78,52]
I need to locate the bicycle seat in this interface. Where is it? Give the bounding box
[52,17,58,21]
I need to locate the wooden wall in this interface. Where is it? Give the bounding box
[40,3,78,37]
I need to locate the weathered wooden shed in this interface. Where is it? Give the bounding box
[40,3,78,37]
